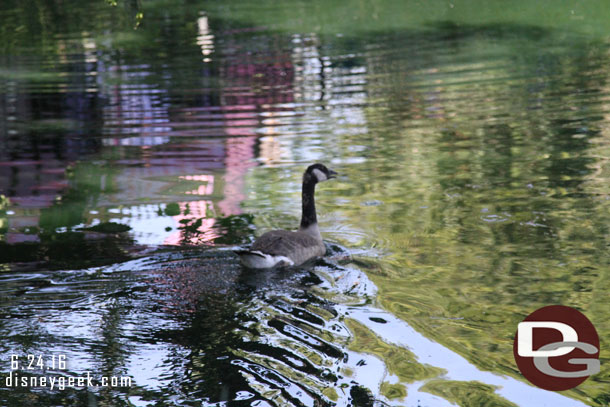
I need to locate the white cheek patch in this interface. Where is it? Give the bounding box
[312,168,327,182]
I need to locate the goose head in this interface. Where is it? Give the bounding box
[304,163,338,184]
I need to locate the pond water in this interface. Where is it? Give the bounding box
[1,1,609,406]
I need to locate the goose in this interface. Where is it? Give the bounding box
[236,163,338,269]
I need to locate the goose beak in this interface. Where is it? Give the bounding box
[328,169,338,179]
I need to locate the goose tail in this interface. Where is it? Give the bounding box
[234,250,294,269]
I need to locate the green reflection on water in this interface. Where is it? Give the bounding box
[201,0,610,38]
[422,379,518,407]
[314,41,610,402]
[4,0,610,54]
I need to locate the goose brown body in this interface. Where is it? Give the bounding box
[250,230,326,265]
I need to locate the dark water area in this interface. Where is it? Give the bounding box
[1,1,610,406]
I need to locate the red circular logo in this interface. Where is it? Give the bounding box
[513,305,600,391]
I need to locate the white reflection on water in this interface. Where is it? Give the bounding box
[197,13,215,62]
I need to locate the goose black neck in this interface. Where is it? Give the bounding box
[300,177,317,229]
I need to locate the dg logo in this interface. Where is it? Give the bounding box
[513,305,600,391]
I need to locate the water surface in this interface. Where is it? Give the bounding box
[1,1,609,406]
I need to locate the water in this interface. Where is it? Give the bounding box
[1,0,609,406]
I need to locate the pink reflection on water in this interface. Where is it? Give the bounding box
[1,35,299,248]
[180,174,215,196]
[9,195,58,208]
[163,200,220,245]
[5,214,40,243]
[6,234,40,244]
[219,136,257,216]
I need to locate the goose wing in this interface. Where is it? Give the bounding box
[251,230,322,257]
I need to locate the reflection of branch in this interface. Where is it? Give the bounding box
[319,55,326,107]
[179,217,203,233]
[106,0,143,29]
[130,0,144,29]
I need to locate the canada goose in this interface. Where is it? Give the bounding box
[236,163,338,269]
